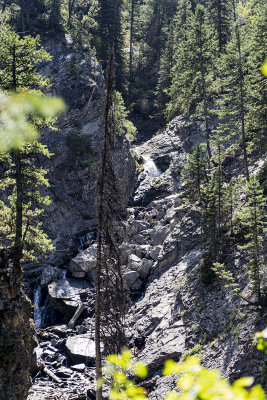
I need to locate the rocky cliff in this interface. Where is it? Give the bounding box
[27,115,266,399]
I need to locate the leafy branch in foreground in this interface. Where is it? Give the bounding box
[256,328,267,354]
[100,350,266,400]
[101,348,147,400]
[0,91,64,152]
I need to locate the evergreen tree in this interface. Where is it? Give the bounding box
[0,143,54,263]
[0,25,54,274]
[156,21,175,117]
[0,25,51,90]
[96,0,125,90]
[245,0,267,155]
[48,0,63,32]
[207,0,233,54]
[66,0,99,46]
[182,143,208,203]
[238,176,266,307]
[167,4,217,158]
[216,22,250,180]
[201,139,227,283]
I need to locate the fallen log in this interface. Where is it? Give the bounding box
[68,302,86,329]
[40,363,62,383]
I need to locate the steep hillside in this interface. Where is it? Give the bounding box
[27,117,266,400]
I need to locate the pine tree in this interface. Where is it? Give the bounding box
[96,0,125,90]
[207,0,233,54]
[66,0,99,46]
[201,139,227,283]
[182,143,208,203]
[0,143,54,264]
[0,26,54,274]
[48,0,63,32]
[167,4,217,158]
[156,21,175,117]
[245,0,267,155]
[216,22,250,180]
[0,25,51,91]
[238,176,266,307]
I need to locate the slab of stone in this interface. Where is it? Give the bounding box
[66,335,96,364]
[69,244,97,278]
[123,271,140,286]
[138,258,153,278]
[71,363,86,372]
[150,246,162,261]
[48,278,91,317]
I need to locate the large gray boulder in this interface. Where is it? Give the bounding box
[150,225,169,246]
[138,258,153,278]
[66,335,96,364]
[40,266,65,287]
[69,244,97,279]
[48,278,91,317]
[123,271,142,290]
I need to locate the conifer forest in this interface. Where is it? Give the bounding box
[0,1,266,400]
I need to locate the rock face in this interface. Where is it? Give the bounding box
[27,111,266,400]
[38,36,135,266]
[0,253,36,400]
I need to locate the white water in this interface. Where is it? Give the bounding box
[78,231,95,253]
[142,155,162,178]
[33,284,43,328]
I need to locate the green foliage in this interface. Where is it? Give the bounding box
[101,351,266,400]
[0,91,64,152]
[256,329,267,354]
[182,144,208,203]
[237,176,266,305]
[163,355,266,400]
[66,0,99,46]
[0,24,51,91]
[180,344,202,363]
[66,132,92,155]
[167,4,217,122]
[114,91,136,142]
[101,348,148,400]
[0,142,55,260]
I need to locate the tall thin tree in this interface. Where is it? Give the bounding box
[95,49,128,400]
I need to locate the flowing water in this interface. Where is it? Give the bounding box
[33,283,43,328]
[142,155,162,177]
[78,231,96,252]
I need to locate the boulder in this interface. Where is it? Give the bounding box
[135,245,151,258]
[150,246,162,261]
[48,278,91,317]
[69,244,97,279]
[40,266,65,287]
[150,226,169,246]
[66,335,96,364]
[123,271,140,286]
[71,363,86,372]
[128,254,142,271]
[138,258,153,278]
[129,220,150,235]
[131,278,143,290]
[120,243,135,264]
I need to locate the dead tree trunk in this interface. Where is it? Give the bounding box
[95,49,128,400]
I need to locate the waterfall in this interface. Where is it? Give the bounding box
[33,283,43,329]
[142,155,162,178]
[78,231,96,252]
